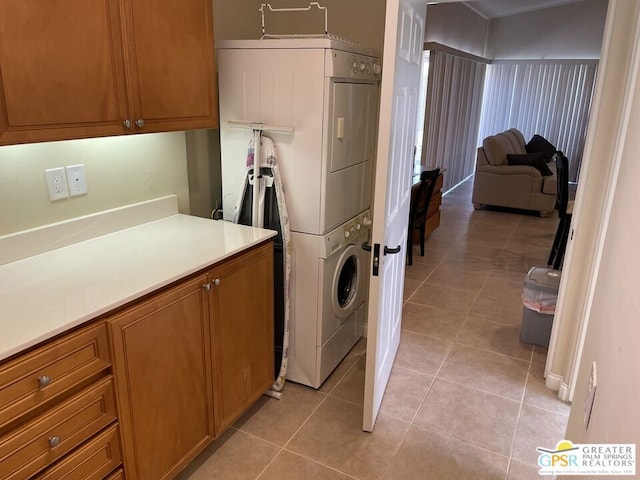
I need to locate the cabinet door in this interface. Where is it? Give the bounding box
[0,0,130,144]
[210,243,274,433]
[122,0,218,132]
[109,275,213,480]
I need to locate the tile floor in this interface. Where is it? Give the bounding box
[178,178,571,480]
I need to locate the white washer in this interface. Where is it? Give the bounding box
[287,210,371,388]
[218,37,380,235]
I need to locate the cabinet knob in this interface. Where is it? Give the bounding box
[38,375,51,388]
[213,278,220,286]
[123,119,132,129]
[135,119,145,128]
[203,283,211,291]
[48,436,61,448]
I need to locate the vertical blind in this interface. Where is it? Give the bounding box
[421,50,486,193]
[478,61,598,181]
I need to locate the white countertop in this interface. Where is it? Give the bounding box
[0,214,276,362]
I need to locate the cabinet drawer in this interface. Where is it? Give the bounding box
[105,468,124,480]
[34,425,122,480]
[0,323,110,431]
[0,376,117,480]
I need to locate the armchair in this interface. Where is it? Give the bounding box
[472,128,557,215]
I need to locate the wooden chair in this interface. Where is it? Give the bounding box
[407,168,440,266]
[547,154,573,269]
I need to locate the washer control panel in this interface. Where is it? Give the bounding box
[326,50,381,81]
[322,210,372,259]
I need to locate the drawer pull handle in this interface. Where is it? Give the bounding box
[38,375,51,388]
[203,283,211,291]
[48,436,61,448]
[213,278,220,286]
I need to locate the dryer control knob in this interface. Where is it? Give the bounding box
[355,223,362,230]
[344,230,351,238]
[352,61,359,73]
[359,61,366,72]
[363,217,372,226]
[373,63,382,75]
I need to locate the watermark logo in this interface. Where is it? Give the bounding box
[537,440,636,476]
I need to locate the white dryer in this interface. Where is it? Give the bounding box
[218,37,380,235]
[287,210,371,388]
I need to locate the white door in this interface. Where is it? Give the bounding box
[363,0,425,432]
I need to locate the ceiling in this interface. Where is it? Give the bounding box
[462,0,583,19]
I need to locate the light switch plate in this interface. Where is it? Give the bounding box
[584,361,597,430]
[66,164,88,197]
[45,167,69,201]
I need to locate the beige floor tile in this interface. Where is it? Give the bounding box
[258,451,352,480]
[402,302,466,342]
[481,274,525,299]
[409,283,479,314]
[532,345,548,365]
[287,397,410,480]
[394,330,451,375]
[413,378,520,455]
[330,354,365,406]
[403,278,422,302]
[383,425,509,480]
[462,230,511,249]
[469,293,524,326]
[234,382,326,446]
[512,405,570,464]
[404,260,437,282]
[425,265,490,294]
[523,363,571,415]
[456,315,533,361]
[507,459,547,480]
[319,340,365,394]
[442,250,502,269]
[438,344,529,401]
[379,366,433,422]
[176,429,280,480]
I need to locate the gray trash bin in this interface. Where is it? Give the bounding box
[521,267,561,348]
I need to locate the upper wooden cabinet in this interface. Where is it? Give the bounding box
[0,0,217,145]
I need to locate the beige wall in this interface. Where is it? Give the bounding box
[425,3,489,57]
[486,0,608,59]
[564,0,640,452]
[0,132,189,236]
[212,0,386,51]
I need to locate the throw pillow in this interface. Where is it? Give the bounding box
[507,152,554,176]
[525,134,558,162]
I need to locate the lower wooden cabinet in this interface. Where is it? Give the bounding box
[210,241,274,433]
[109,241,275,480]
[109,274,213,480]
[0,241,274,480]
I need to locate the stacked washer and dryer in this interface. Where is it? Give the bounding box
[218,37,381,388]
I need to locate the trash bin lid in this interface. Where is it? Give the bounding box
[524,267,561,293]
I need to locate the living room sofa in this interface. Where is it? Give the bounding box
[472,128,557,215]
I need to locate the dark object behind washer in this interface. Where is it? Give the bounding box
[237,167,285,380]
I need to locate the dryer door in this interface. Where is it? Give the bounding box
[331,244,363,319]
[329,82,377,172]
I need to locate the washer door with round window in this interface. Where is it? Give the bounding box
[331,245,363,319]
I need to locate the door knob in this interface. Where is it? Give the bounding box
[135,119,145,128]
[123,119,132,129]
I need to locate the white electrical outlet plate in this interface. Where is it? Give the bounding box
[584,361,597,430]
[66,164,88,197]
[45,167,69,201]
